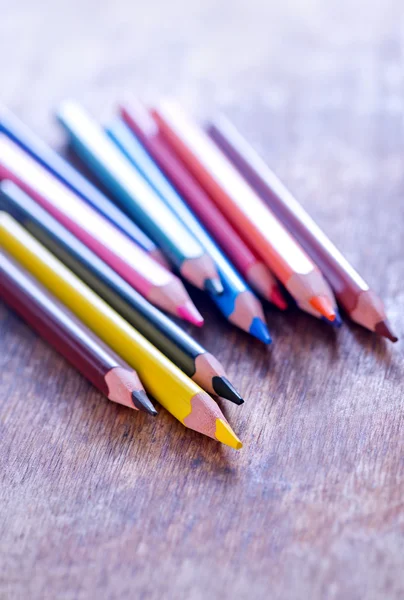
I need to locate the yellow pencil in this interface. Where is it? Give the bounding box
[0,212,242,449]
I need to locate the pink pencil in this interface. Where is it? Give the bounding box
[120,101,286,309]
[0,135,203,325]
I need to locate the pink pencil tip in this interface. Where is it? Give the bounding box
[270,287,288,311]
[177,303,204,327]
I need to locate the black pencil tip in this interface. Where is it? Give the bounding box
[212,376,244,405]
[131,390,158,415]
[204,277,224,296]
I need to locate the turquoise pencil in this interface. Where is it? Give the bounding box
[56,101,223,296]
[0,106,169,267]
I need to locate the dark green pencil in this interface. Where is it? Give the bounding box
[0,180,243,405]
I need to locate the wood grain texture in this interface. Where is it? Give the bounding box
[0,1,403,598]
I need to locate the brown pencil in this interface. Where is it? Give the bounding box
[0,250,157,414]
[208,115,397,341]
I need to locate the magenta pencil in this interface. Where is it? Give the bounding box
[0,135,203,325]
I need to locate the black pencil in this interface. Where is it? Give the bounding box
[0,180,244,404]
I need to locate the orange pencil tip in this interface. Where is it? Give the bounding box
[177,302,204,327]
[309,295,336,321]
[270,287,288,311]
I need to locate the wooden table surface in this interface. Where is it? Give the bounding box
[1,1,403,598]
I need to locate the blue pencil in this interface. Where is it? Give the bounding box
[0,105,169,267]
[56,101,223,295]
[106,116,271,344]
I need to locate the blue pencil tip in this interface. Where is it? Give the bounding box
[249,317,272,344]
[333,311,343,328]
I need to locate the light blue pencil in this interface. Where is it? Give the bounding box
[106,114,271,344]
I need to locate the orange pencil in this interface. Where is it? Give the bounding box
[153,101,340,324]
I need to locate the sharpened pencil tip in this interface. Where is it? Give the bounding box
[333,311,343,328]
[270,286,288,310]
[177,302,204,327]
[309,295,336,321]
[212,376,244,405]
[249,317,272,344]
[215,419,243,450]
[204,277,224,296]
[131,390,158,415]
[322,310,343,328]
[375,320,398,343]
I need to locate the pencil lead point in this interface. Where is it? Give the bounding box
[204,277,224,296]
[375,319,398,343]
[309,295,336,321]
[249,317,272,344]
[177,302,204,327]
[270,286,288,310]
[333,310,343,327]
[131,390,158,415]
[212,376,244,405]
[215,418,243,450]
[322,310,343,328]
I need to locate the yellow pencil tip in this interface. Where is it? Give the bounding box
[215,419,243,450]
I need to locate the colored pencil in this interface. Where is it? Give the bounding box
[0,213,242,449]
[56,101,223,296]
[120,102,287,309]
[0,250,156,415]
[0,135,202,326]
[107,114,271,344]
[0,105,169,269]
[0,181,244,404]
[152,101,341,324]
[208,115,398,342]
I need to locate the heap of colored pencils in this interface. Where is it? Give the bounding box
[0,100,398,450]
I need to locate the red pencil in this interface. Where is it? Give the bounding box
[0,251,157,414]
[152,100,340,324]
[120,100,287,309]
